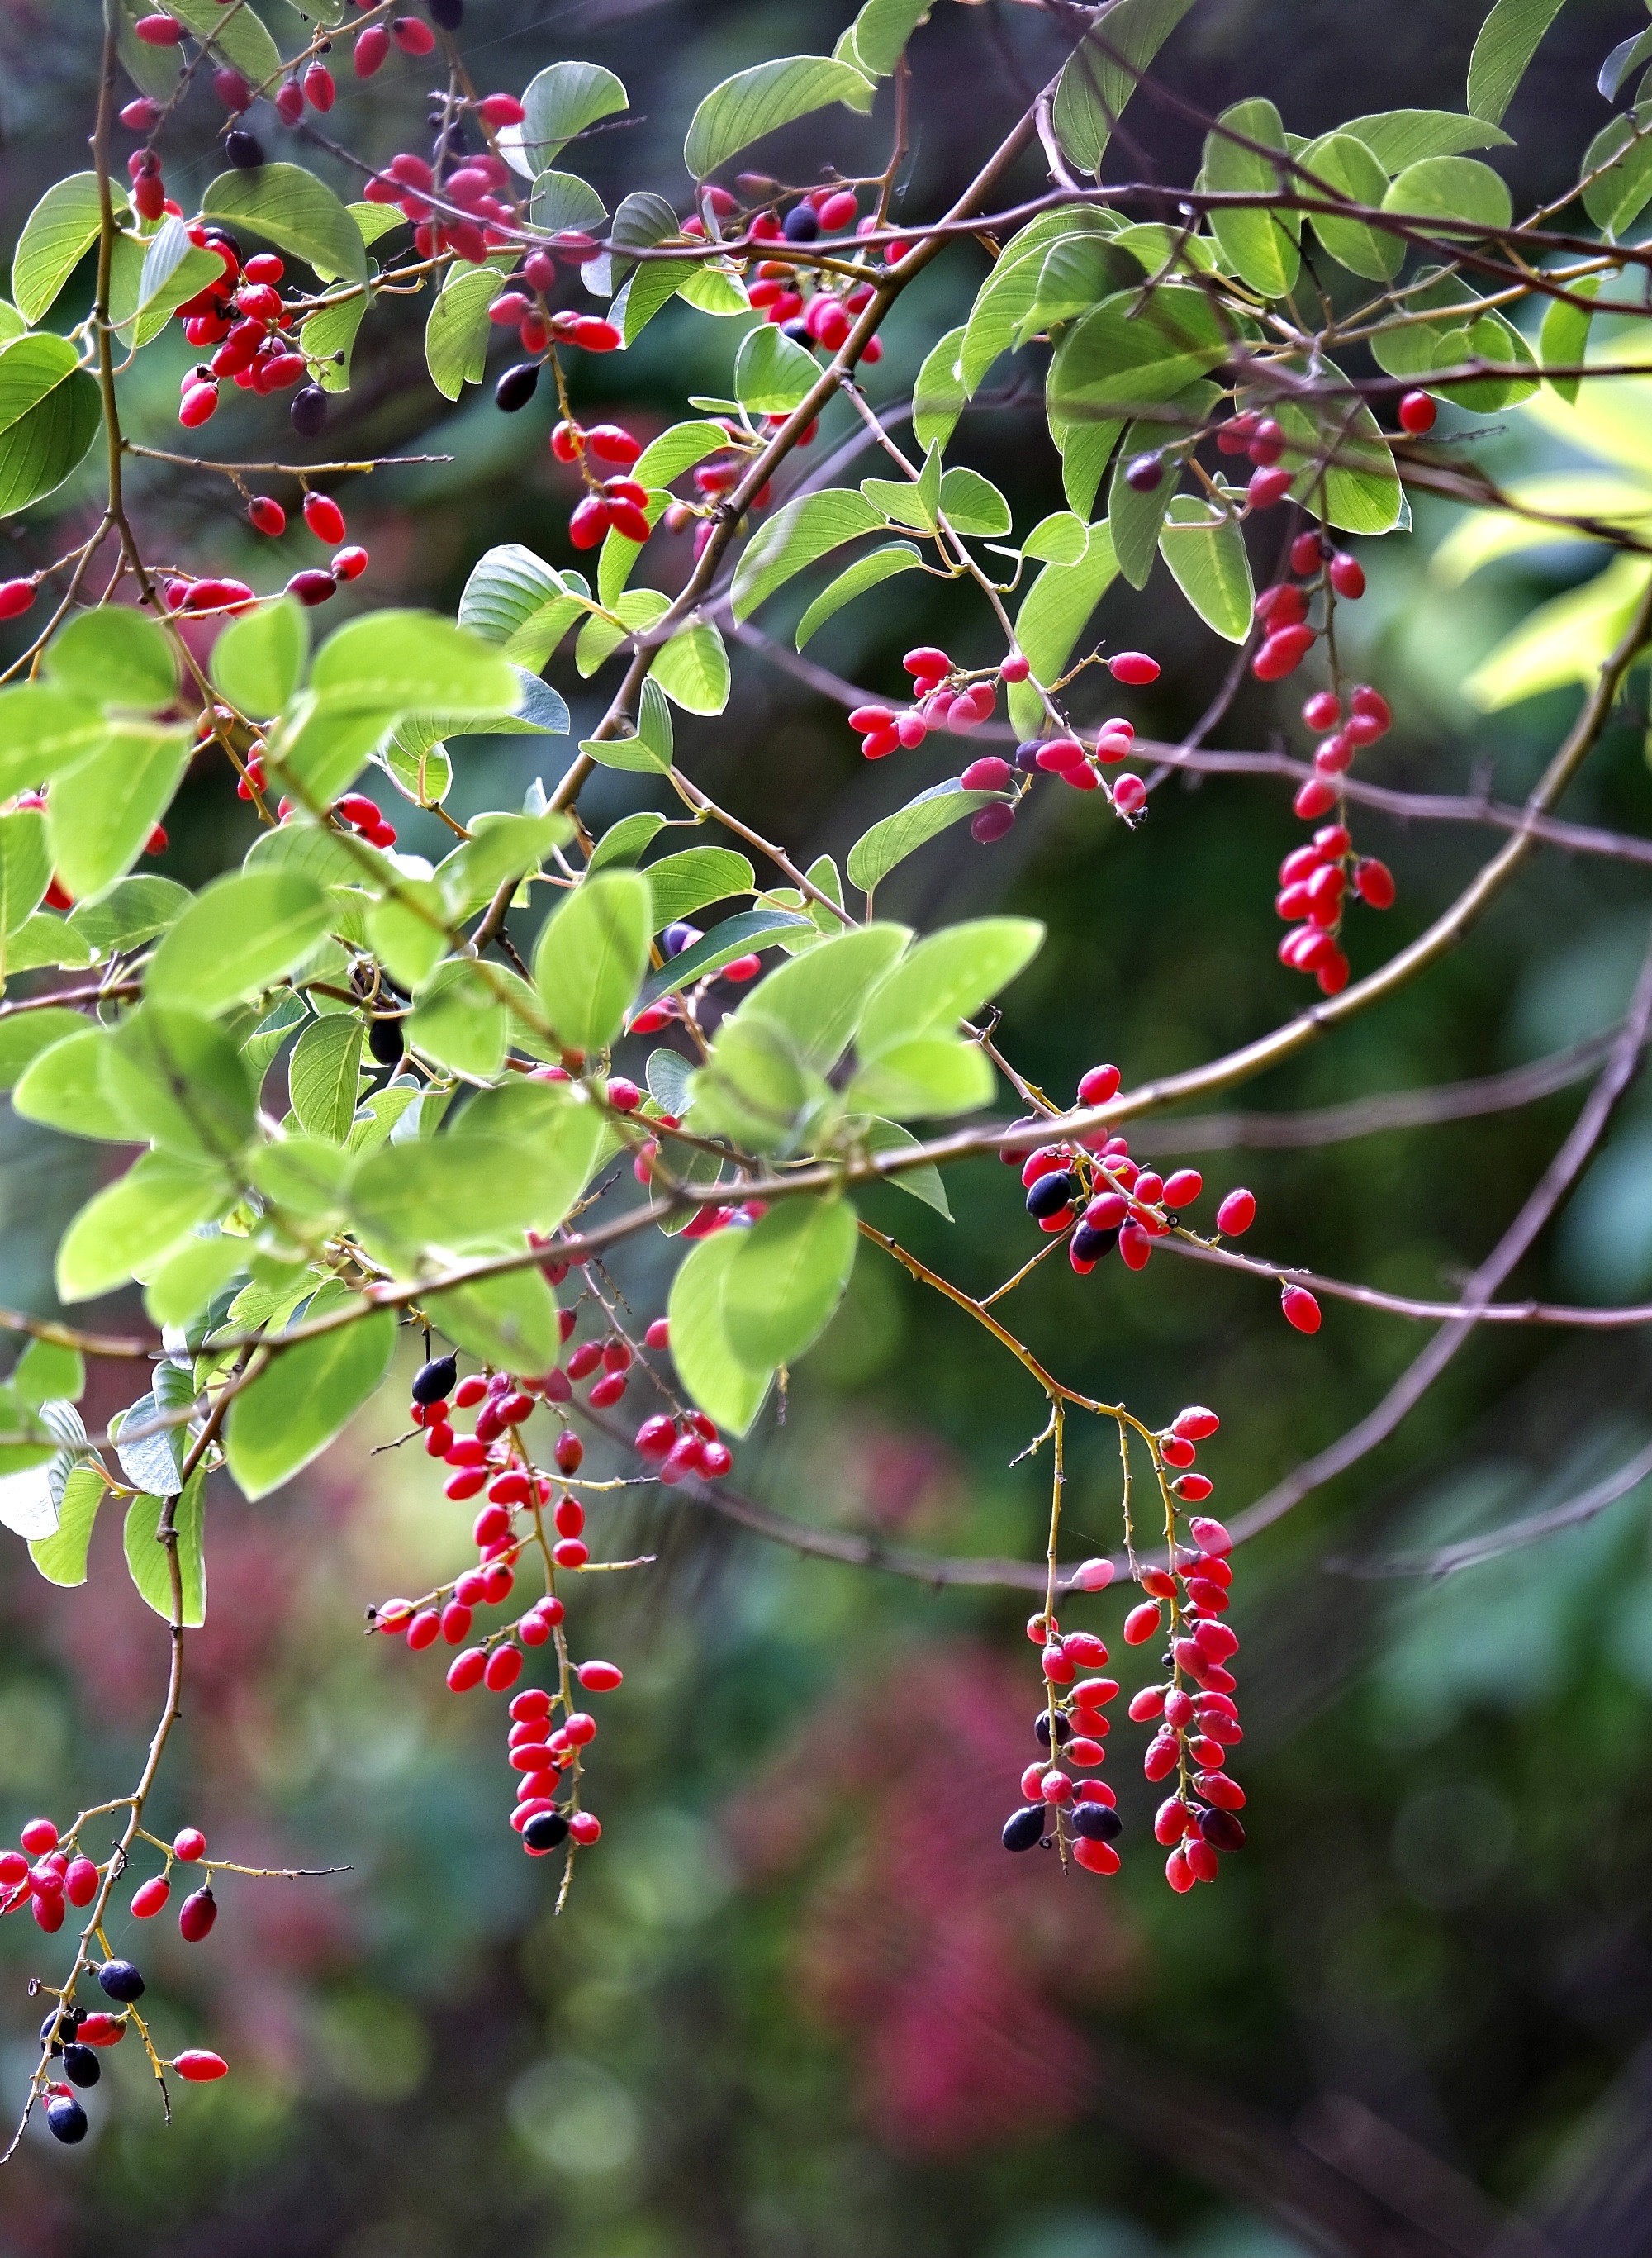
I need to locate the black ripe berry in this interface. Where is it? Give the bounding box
[39,2006,80,2055]
[1200,1808,1246,1853]
[290,384,328,439]
[225,128,264,168]
[368,1015,405,1067]
[1002,1804,1046,1852]
[62,2044,100,2089]
[780,318,812,344]
[495,362,540,413]
[97,1959,145,2003]
[783,204,820,241]
[1013,739,1045,773]
[411,1352,458,1405]
[1070,1800,1122,1842]
[1070,1221,1119,1265]
[45,2094,88,2145]
[1124,451,1164,492]
[1026,1170,1080,1220]
[428,0,463,23]
[1034,1710,1073,1747]
[524,1809,570,1852]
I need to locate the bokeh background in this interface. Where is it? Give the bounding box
[4,1,1652,2251]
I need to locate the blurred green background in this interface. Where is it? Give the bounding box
[5,2,1652,2251]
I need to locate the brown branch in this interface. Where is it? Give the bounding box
[1332,1433,1652,1579]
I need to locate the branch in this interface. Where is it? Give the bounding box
[1332,1433,1652,1579]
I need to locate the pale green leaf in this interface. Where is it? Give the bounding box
[46,725,190,901]
[650,620,730,713]
[667,1229,772,1435]
[846,782,1012,896]
[407,959,509,1079]
[1051,0,1198,174]
[211,597,308,717]
[939,466,1012,537]
[123,1467,206,1628]
[795,543,924,648]
[731,488,887,620]
[289,1013,363,1143]
[1158,496,1252,640]
[734,324,820,413]
[515,60,629,173]
[638,909,813,1004]
[200,162,368,284]
[57,1151,230,1303]
[12,173,123,324]
[1467,0,1569,123]
[146,869,333,1015]
[913,323,968,452]
[28,1462,107,1588]
[643,848,754,928]
[534,870,652,1053]
[723,1195,858,1368]
[1342,109,1513,171]
[1301,131,1403,280]
[1384,154,1513,231]
[224,1285,395,1499]
[684,56,876,179]
[1202,98,1300,297]
[857,916,1043,1058]
[425,263,506,399]
[0,333,101,518]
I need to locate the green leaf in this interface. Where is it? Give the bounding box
[1051,0,1198,174]
[617,253,696,345]
[0,332,101,518]
[0,302,22,348]
[458,544,583,665]
[1540,278,1597,403]
[0,1006,88,1091]
[1602,25,1652,101]
[0,682,105,797]
[126,215,221,340]
[1009,521,1118,734]
[123,1467,207,1628]
[913,324,968,453]
[957,213,1119,393]
[684,56,876,179]
[1158,496,1253,640]
[846,781,1012,896]
[667,1229,772,1435]
[1023,511,1092,566]
[12,1338,83,1407]
[0,808,48,943]
[1583,107,1652,235]
[638,909,813,1004]
[200,162,368,284]
[1467,0,1569,123]
[1384,154,1513,231]
[643,848,754,927]
[734,324,821,414]
[45,608,176,711]
[575,587,671,678]
[28,1462,107,1588]
[1368,272,1536,411]
[4,913,91,978]
[300,288,369,394]
[1277,392,1407,535]
[938,466,1012,537]
[168,0,282,81]
[847,1115,951,1217]
[795,543,924,648]
[1301,131,1403,281]
[67,873,188,957]
[309,609,521,716]
[425,263,506,399]
[47,725,190,901]
[288,1013,363,1143]
[632,421,730,493]
[527,171,610,236]
[744,922,910,1070]
[841,0,933,74]
[1018,232,1143,341]
[12,1024,135,1141]
[146,869,333,1015]
[1202,98,1300,297]
[647,1048,694,1112]
[104,1005,255,1161]
[225,1286,396,1499]
[651,620,731,713]
[57,1151,230,1303]
[723,1195,858,1368]
[143,1232,247,1329]
[211,597,309,718]
[1342,110,1514,170]
[516,60,629,172]
[1464,553,1652,709]
[12,173,124,324]
[427,1265,563,1376]
[857,917,1042,1058]
[731,488,886,620]
[590,812,667,871]
[846,1035,994,1119]
[406,959,509,1079]
[534,871,652,1053]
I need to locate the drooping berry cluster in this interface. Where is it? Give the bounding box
[1001,1560,1123,1874]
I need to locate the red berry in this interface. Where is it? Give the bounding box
[484,1645,523,1692]
[178,382,219,428]
[287,569,337,606]
[1162,1168,1202,1207]
[246,496,286,537]
[178,1885,217,1942]
[214,64,253,111]
[0,577,36,620]
[392,16,436,54]
[303,62,335,112]
[1112,774,1147,815]
[570,495,611,549]
[568,1811,602,1845]
[577,1659,623,1692]
[134,13,184,44]
[1123,1601,1162,1646]
[64,1855,98,1907]
[1173,1405,1220,1441]
[553,1431,583,1476]
[1281,1283,1322,1333]
[1354,857,1395,909]
[1290,531,1329,576]
[1293,776,1337,820]
[173,1827,206,1861]
[1247,465,1294,509]
[1108,650,1160,686]
[354,23,390,75]
[1398,389,1436,435]
[1215,1188,1255,1236]
[131,1875,169,1918]
[478,93,526,126]
[1329,552,1365,599]
[302,492,346,544]
[20,1818,57,1856]
[173,2051,228,2082]
[446,1647,487,1692]
[332,544,368,582]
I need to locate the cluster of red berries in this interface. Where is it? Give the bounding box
[1250,529,1364,686]
[1120,1476,1249,1892]
[1274,815,1394,996]
[7,1814,230,2139]
[1002,1559,1122,1872]
[333,791,398,849]
[743,185,885,362]
[173,239,330,439]
[504,1685,606,1860]
[626,925,762,1038]
[1009,1060,1270,1276]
